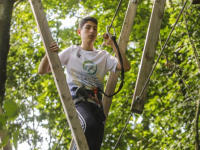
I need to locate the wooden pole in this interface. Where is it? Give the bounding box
[131,0,166,114]
[102,0,139,119]
[29,0,89,149]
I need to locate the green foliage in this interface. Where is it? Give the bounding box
[4,100,20,121]
[1,0,200,149]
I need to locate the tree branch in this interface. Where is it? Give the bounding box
[195,97,200,150]
[183,13,200,70]
[175,68,196,101]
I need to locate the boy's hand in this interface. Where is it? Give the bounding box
[50,41,60,52]
[102,33,114,47]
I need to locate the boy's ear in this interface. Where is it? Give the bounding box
[77,29,81,36]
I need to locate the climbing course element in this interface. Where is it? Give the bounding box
[29,0,89,150]
[131,0,166,114]
[103,0,139,119]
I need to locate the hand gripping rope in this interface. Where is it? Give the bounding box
[98,25,125,98]
[98,0,125,98]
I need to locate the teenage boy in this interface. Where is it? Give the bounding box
[38,16,130,150]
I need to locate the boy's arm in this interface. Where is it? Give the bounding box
[38,41,59,74]
[38,54,51,74]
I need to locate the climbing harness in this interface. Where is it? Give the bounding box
[72,85,104,114]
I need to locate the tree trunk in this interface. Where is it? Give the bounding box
[0,0,15,149]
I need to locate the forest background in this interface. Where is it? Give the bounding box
[0,0,200,149]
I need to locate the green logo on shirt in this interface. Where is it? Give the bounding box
[83,61,97,75]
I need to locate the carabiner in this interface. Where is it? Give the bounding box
[106,25,116,39]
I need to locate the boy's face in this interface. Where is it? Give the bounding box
[77,21,97,44]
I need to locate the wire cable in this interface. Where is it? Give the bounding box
[54,123,68,150]
[113,112,133,150]
[108,0,123,32]
[136,0,189,102]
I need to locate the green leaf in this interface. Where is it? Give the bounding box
[4,100,19,120]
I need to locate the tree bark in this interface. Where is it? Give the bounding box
[0,0,15,149]
[0,0,15,104]
[195,98,200,150]
[191,0,200,4]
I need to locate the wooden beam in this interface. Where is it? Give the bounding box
[102,0,139,119]
[131,0,166,114]
[191,0,200,4]
[69,139,74,150]
[29,0,89,150]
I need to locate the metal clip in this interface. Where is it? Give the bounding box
[136,96,141,103]
[106,25,116,39]
[132,0,137,3]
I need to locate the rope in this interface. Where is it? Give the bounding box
[113,112,133,150]
[100,35,125,98]
[100,0,124,98]
[136,0,189,102]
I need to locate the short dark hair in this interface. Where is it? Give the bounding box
[79,16,98,29]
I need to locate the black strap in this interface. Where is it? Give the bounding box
[99,35,125,98]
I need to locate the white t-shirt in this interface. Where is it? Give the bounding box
[59,45,118,91]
